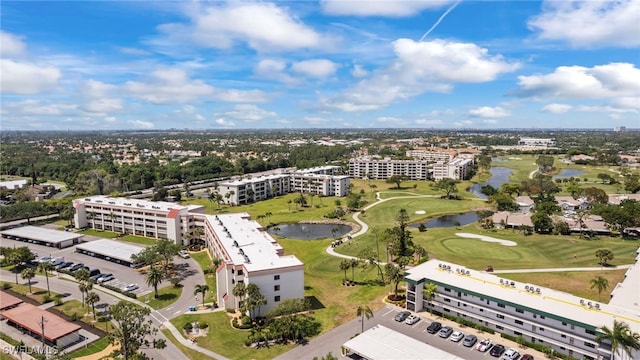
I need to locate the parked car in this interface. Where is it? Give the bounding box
[394,311,410,322]
[88,269,100,277]
[97,274,114,283]
[438,326,453,338]
[449,331,464,342]
[520,355,534,360]
[463,334,478,347]
[490,344,506,357]
[69,263,84,272]
[178,250,190,259]
[476,338,493,352]
[502,348,520,360]
[36,256,52,263]
[89,273,103,281]
[426,321,442,334]
[56,261,73,269]
[405,314,420,325]
[123,284,139,292]
[50,257,64,266]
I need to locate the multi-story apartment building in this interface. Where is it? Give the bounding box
[405,149,455,162]
[206,213,304,314]
[73,198,305,313]
[431,157,474,180]
[518,137,556,148]
[348,157,432,180]
[73,196,205,244]
[217,166,349,206]
[405,258,640,360]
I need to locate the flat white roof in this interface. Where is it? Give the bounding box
[220,174,289,186]
[342,325,464,360]
[76,195,189,212]
[76,238,145,263]
[406,258,640,333]
[1,226,83,244]
[609,250,640,311]
[209,213,302,272]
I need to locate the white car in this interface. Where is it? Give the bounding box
[50,257,64,266]
[502,348,520,360]
[404,314,420,325]
[449,331,464,342]
[476,338,492,352]
[36,256,52,263]
[123,284,139,292]
[97,274,114,283]
[178,250,190,259]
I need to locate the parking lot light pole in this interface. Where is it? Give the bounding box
[39,315,48,350]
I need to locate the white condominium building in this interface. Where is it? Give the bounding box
[73,196,205,245]
[431,157,474,180]
[405,258,640,360]
[518,137,556,148]
[206,213,304,314]
[348,157,432,180]
[405,149,454,162]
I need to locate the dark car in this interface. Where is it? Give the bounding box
[426,321,442,334]
[69,263,84,272]
[56,261,73,269]
[463,334,478,347]
[89,272,103,281]
[490,344,506,357]
[88,269,100,277]
[520,355,534,360]
[394,311,411,322]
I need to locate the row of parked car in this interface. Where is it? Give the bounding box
[395,311,534,360]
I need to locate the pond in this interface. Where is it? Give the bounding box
[268,223,352,240]
[468,166,513,199]
[410,212,488,229]
[553,168,586,179]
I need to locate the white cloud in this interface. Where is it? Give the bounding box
[81,79,123,113]
[291,59,338,78]
[254,59,296,83]
[125,67,268,104]
[613,97,640,110]
[321,0,454,17]
[119,47,152,56]
[324,38,519,111]
[528,0,640,48]
[129,120,154,129]
[541,103,573,114]
[1,100,77,116]
[158,2,324,52]
[482,119,498,124]
[215,118,235,127]
[303,116,330,125]
[0,59,62,94]
[0,31,26,58]
[514,63,640,100]
[415,119,444,126]
[351,64,368,78]
[468,106,510,118]
[84,98,123,113]
[218,104,276,122]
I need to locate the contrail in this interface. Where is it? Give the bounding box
[419,1,462,42]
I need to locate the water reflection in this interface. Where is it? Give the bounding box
[468,167,513,199]
[268,223,352,240]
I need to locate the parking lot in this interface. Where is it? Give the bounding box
[2,237,197,296]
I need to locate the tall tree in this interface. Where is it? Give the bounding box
[350,258,360,283]
[21,268,35,293]
[194,284,209,307]
[434,178,460,199]
[422,283,438,315]
[109,301,158,360]
[37,261,54,296]
[145,266,163,298]
[356,305,374,334]
[233,282,247,310]
[595,249,615,267]
[75,268,91,306]
[596,320,640,360]
[8,247,35,284]
[384,263,404,299]
[339,259,351,282]
[86,292,100,320]
[386,175,406,189]
[590,276,609,302]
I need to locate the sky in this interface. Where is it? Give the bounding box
[1,0,639,131]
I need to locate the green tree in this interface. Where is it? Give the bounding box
[109,301,158,360]
[590,276,609,302]
[86,291,100,320]
[233,282,247,310]
[339,259,351,282]
[194,284,209,308]
[422,283,438,315]
[434,178,460,199]
[384,263,404,299]
[146,266,163,298]
[595,249,615,267]
[624,173,640,193]
[37,261,54,296]
[356,304,373,334]
[8,246,35,284]
[386,175,406,189]
[75,268,91,306]
[531,211,554,233]
[21,268,35,293]
[535,155,554,172]
[350,258,360,283]
[596,320,640,360]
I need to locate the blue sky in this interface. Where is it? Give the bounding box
[1,0,639,130]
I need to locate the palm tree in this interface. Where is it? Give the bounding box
[596,320,639,360]
[265,211,273,224]
[194,284,209,308]
[422,283,438,314]
[590,275,609,301]
[75,268,91,306]
[385,263,404,299]
[146,266,163,298]
[109,212,116,231]
[232,282,247,310]
[37,261,54,296]
[356,305,374,334]
[86,292,100,320]
[350,258,359,283]
[21,268,35,293]
[339,259,351,282]
[87,211,96,229]
[254,293,267,318]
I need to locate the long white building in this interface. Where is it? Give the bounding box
[217,165,349,206]
[349,156,474,181]
[207,213,304,314]
[405,257,640,360]
[73,197,305,313]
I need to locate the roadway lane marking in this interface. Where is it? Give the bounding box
[383,308,396,317]
[174,310,182,315]
[166,306,173,311]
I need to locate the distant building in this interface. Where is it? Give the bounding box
[517,137,556,148]
[0,179,28,190]
[431,157,474,181]
[349,155,474,181]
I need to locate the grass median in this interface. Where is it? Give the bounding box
[140,285,183,310]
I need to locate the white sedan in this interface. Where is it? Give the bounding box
[404,314,420,325]
[450,331,464,342]
[123,284,139,292]
[476,338,493,352]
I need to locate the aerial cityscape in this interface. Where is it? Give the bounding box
[1,1,640,360]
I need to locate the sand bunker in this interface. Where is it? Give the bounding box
[415,210,426,215]
[455,233,517,247]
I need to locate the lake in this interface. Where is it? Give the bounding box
[468,167,513,199]
[268,223,352,240]
[410,212,487,229]
[553,168,586,179]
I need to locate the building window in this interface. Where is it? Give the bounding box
[237,270,244,276]
[274,275,280,280]
[540,315,545,319]
[515,320,523,325]
[274,285,280,291]
[539,327,545,332]
[275,296,281,302]
[497,303,505,308]
[584,342,595,348]
[561,334,566,338]
[516,308,524,313]
[444,298,451,303]
[562,321,567,326]
[444,288,451,292]
[496,314,505,319]
[496,325,504,330]
[585,329,596,335]
[514,331,522,336]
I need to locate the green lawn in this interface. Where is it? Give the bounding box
[170,311,297,360]
[190,250,217,305]
[140,285,183,310]
[78,228,120,238]
[160,329,207,360]
[4,283,60,304]
[120,234,156,246]
[67,336,111,358]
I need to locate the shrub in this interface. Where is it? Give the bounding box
[183,322,193,332]
[170,278,182,288]
[2,282,12,290]
[198,321,209,329]
[244,339,252,347]
[41,294,52,303]
[54,297,64,306]
[241,316,251,326]
[70,312,79,321]
[226,308,236,314]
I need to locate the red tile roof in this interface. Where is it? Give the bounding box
[0,290,23,310]
[1,303,81,341]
